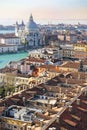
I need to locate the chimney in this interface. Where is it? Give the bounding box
[59,87,61,94]
[15,88,18,93]
[78,74,80,79]
[56,115,60,123]
[85,91,87,96]
[49,127,56,130]
[22,97,26,106]
[69,105,72,112]
[18,86,21,91]
[76,87,79,93]
[84,89,87,96]
[76,99,80,105]
[85,74,87,83]
[40,121,43,127]
[52,127,56,130]
[49,128,53,130]
[23,85,25,90]
[65,79,68,85]
[27,126,32,130]
[11,92,13,96]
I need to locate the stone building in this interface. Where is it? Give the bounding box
[15,14,43,48]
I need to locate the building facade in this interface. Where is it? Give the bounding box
[63,49,74,58]
[73,43,87,59]
[0,35,21,45]
[15,14,43,47]
[66,34,77,43]
[74,43,87,52]
[0,44,18,53]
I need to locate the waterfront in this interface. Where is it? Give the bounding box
[0,52,28,68]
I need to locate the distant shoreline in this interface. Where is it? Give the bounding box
[0,29,15,34]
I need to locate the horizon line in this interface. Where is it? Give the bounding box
[0,18,87,26]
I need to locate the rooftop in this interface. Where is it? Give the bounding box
[61,61,80,69]
[2,105,44,123]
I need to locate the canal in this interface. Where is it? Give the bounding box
[0,52,28,68]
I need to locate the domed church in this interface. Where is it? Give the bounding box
[26,14,38,32]
[15,14,43,47]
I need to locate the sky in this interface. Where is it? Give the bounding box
[0,0,87,25]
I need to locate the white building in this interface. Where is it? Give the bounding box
[58,34,65,41]
[0,44,18,53]
[15,14,43,47]
[0,34,21,45]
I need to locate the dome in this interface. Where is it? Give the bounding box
[26,14,38,31]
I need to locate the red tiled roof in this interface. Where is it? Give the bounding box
[61,61,80,69]
[25,57,45,63]
[47,94,87,130]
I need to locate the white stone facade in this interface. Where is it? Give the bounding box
[15,14,43,47]
[0,44,18,53]
[0,37,21,45]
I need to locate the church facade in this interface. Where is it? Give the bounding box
[15,14,43,48]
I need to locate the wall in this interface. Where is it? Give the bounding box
[0,38,21,45]
[0,45,18,53]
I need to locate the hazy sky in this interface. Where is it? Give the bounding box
[0,0,87,25]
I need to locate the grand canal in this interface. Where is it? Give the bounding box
[0,52,28,68]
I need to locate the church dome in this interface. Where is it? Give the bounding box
[26,14,38,31]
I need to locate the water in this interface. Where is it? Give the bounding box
[0,30,29,69]
[0,52,28,69]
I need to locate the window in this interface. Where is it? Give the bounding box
[14,126,17,128]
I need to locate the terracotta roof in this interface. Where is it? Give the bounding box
[47,94,87,130]
[0,67,17,73]
[25,57,45,63]
[61,61,80,69]
[40,64,59,72]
